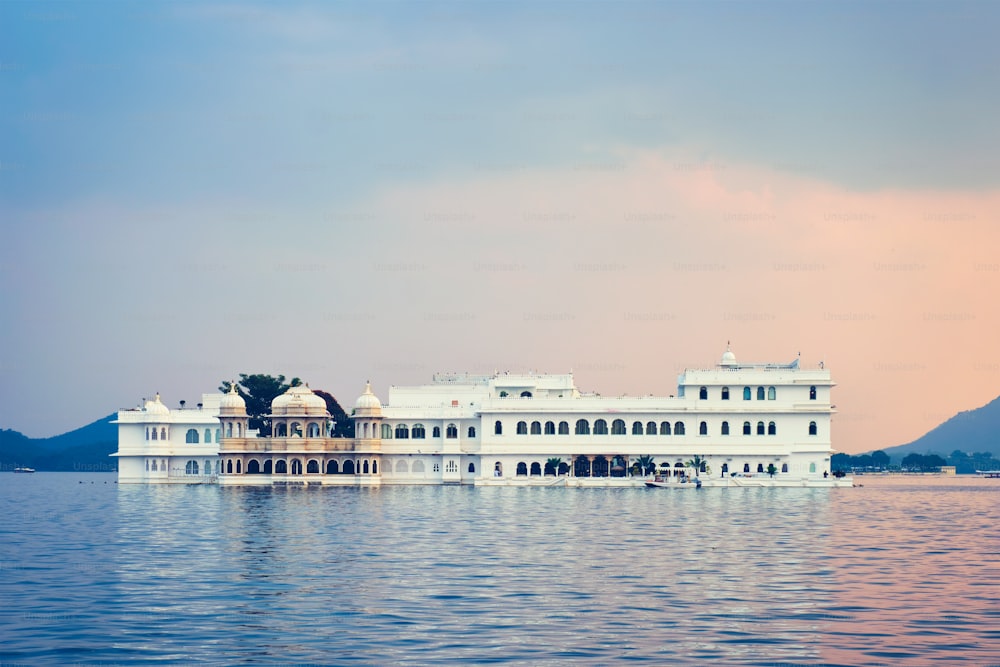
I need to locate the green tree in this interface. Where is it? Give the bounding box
[545,457,564,476]
[220,374,301,437]
[870,450,890,469]
[312,389,354,438]
[685,455,709,477]
[766,463,777,477]
[632,455,656,476]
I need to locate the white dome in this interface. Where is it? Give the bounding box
[144,393,170,416]
[220,384,247,414]
[271,384,327,416]
[355,382,382,410]
[720,345,737,366]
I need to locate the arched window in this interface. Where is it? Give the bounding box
[743,421,751,435]
[446,424,458,438]
[468,426,476,438]
[744,463,750,473]
[757,387,765,400]
[516,462,528,475]
[327,460,340,474]
[646,421,657,435]
[594,419,608,435]
[161,427,167,440]
[468,462,476,473]
[721,463,728,475]
[152,428,159,441]
[558,421,569,435]
[545,421,556,435]
[721,421,730,435]
[307,423,320,437]
[363,460,369,474]
[722,387,730,400]
[530,462,541,476]
[809,421,817,436]
[611,419,626,435]
[699,421,708,435]
[756,421,765,435]
[768,386,776,400]
[344,460,356,474]
[290,422,302,437]
[394,460,406,473]
[743,387,751,400]
[381,423,392,439]
[432,426,441,438]
[495,420,503,435]
[781,463,788,473]
[809,462,817,473]
[632,421,643,435]
[307,460,319,473]
[215,429,221,442]
[185,460,198,474]
[275,460,287,473]
[395,424,409,439]
[204,429,212,443]
[235,460,241,473]
[674,422,685,435]
[290,459,302,474]
[372,461,378,474]
[660,421,671,435]
[520,391,533,398]
[236,423,241,437]
[768,421,776,435]
[204,459,211,475]
[575,419,590,435]
[264,460,273,474]
[517,421,528,435]
[809,386,817,400]
[412,424,426,439]
[275,423,287,437]
[530,421,541,435]
[246,460,260,474]
[757,463,764,473]
[699,387,708,400]
[145,427,150,441]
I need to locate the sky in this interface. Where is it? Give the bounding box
[2,1,999,453]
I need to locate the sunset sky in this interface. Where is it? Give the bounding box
[2,1,999,453]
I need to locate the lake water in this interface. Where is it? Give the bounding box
[1,474,998,666]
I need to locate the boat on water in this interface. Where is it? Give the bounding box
[13,467,36,473]
[977,470,1000,478]
[645,476,701,489]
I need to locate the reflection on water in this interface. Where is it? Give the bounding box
[0,474,997,665]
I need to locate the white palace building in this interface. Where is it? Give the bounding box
[113,347,850,487]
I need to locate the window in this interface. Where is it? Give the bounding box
[660,421,671,435]
[757,387,765,400]
[495,420,503,435]
[674,421,685,435]
[575,419,590,435]
[722,387,730,400]
[517,421,528,435]
[215,429,221,442]
[781,463,788,473]
[756,421,765,435]
[446,460,458,473]
[372,461,378,474]
[743,421,751,435]
[446,424,458,439]
[381,424,393,439]
[275,423,287,437]
[768,421,776,435]
[432,463,440,472]
[468,462,476,473]
[743,387,751,400]
[646,421,657,435]
[809,421,817,436]
[307,460,319,473]
[412,424,426,439]
[227,460,233,473]
[545,421,556,435]
[809,386,817,400]
[611,419,626,435]
[468,426,476,438]
[204,429,212,443]
[757,463,764,473]
[152,427,159,440]
[632,421,643,435]
[809,462,817,473]
[558,421,569,435]
[433,426,441,438]
[699,387,708,400]
[516,462,528,475]
[520,391,533,398]
[307,423,321,437]
[236,460,241,473]
[291,422,302,437]
[721,421,730,435]
[530,421,541,435]
[395,424,409,439]
[594,419,608,435]
[530,462,541,476]
[699,421,708,435]
[145,427,150,441]
[185,460,199,475]
[768,386,776,400]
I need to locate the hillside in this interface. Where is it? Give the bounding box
[0,414,117,472]
[880,395,1000,462]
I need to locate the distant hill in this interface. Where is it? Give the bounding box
[0,414,117,472]
[880,395,1000,462]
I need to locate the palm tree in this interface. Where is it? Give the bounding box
[767,463,777,478]
[685,455,710,478]
[633,455,656,476]
[545,457,563,476]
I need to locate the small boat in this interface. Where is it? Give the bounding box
[13,467,36,473]
[645,476,702,489]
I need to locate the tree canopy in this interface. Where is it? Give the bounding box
[220,374,301,437]
[312,389,354,438]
